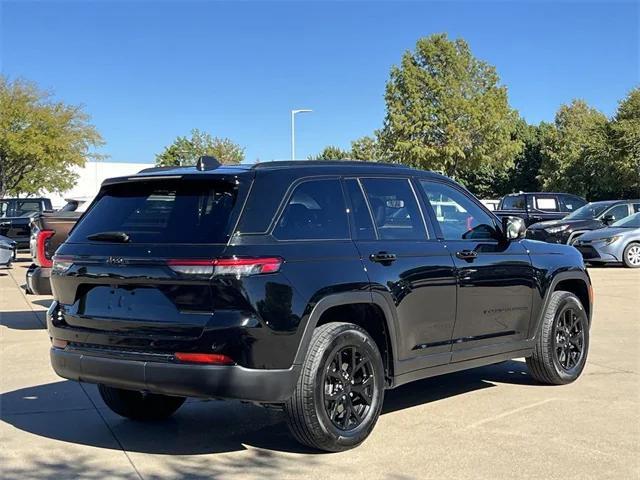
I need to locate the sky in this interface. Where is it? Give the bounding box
[2,0,639,164]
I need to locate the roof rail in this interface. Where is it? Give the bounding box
[137,165,193,174]
[251,160,403,169]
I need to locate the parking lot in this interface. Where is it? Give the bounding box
[1,254,638,480]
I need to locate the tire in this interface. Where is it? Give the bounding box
[285,322,385,452]
[526,291,589,385]
[622,242,640,268]
[98,384,186,421]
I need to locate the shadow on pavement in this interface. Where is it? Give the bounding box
[0,311,45,330]
[0,360,534,459]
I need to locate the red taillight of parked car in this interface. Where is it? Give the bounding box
[174,352,235,365]
[35,229,55,268]
[166,257,283,277]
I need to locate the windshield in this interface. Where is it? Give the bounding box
[612,212,640,228]
[69,179,240,244]
[565,202,612,220]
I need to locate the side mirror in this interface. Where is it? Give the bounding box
[502,216,526,240]
[602,214,615,225]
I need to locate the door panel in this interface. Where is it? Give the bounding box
[345,177,457,373]
[418,179,535,360]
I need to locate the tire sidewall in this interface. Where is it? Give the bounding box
[548,294,589,382]
[312,327,385,449]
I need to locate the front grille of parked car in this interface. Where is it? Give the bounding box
[576,246,600,260]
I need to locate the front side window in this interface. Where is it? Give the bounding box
[14,201,41,217]
[0,201,8,218]
[70,180,239,244]
[603,204,630,222]
[273,179,349,240]
[359,178,426,240]
[420,181,497,241]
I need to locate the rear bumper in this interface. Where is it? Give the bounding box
[26,264,52,295]
[50,346,301,403]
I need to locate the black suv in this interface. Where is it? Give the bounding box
[48,160,592,452]
[494,192,587,227]
[526,199,640,245]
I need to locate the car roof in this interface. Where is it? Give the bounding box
[502,192,582,197]
[106,160,449,184]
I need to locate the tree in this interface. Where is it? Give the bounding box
[378,33,522,179]
[156,129,244,167]
[308,145,351,160]
[538,100,610,199]
[609,88,640,198]
[0,76,103,197]
[350,136,382,161]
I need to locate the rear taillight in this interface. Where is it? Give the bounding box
[167,257,283,277]
[174,352,235,365]
[52,255,74,275]
[36,230,55,267]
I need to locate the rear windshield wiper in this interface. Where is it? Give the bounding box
[87,231,130,243]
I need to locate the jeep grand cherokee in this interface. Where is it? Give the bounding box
[48,159,592,452]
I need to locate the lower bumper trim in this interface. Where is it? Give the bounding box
[51,347,300,402]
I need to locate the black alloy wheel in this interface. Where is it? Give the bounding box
[553,306,586,372]
[323,345,375,431]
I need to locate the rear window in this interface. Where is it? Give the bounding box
[69,180,239,244]
[533,195,559,212]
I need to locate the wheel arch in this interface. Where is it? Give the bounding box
[293,292,399,386]
[532,271,593,338]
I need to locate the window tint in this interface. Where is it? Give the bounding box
[70,180,238,244]
[344,179,376,240]
[561,195,586,212]
[359,178,426,240]
[273,179,349,240]
[501,195,525,210]
[533,195,559,212]
[420,181,497,241]
[14,200,41,217]
[632,204,640,214]
[604,204,630,222]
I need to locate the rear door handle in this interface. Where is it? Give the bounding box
[370,252,397,264]
[455,250,478,261]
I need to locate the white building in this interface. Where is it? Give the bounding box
[47,161,154,208]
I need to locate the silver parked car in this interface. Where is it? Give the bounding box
[573,212,640,268]
[0,234,17,267]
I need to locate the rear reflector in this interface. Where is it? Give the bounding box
[36,230,55,268]
[52,338,68,349]
[174,352,235,365]
[167,257,282,277]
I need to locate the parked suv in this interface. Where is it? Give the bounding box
[0,197,53,248]
[48,160,592,452]
[526,199,640,245]
[494,192,586,226]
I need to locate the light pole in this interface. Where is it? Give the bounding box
[291,109,312,160]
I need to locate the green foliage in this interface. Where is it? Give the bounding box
[350,136,382,161]
[156,129,244,167]
[0,76,103,197]
[608,88,640,198]
[378,33,522,178]
[308,145,351,160]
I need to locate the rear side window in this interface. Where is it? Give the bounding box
[273,179,349,240]
[70,180,239,244]
[360,178,426,240]
[344,179,376,240]
[501,195,525,210]
[533,195,559,212]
